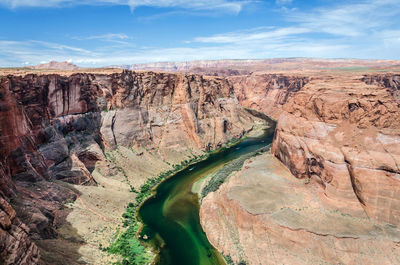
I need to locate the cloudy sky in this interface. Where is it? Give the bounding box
[0,0,399,67]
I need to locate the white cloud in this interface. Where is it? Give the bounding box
[0,0,249,13]
[0,0,66,8]
[0,37,352,67]
[182,0,400,62]
[192,27,310,44]
[85,33,129,40]
[30,40,93,54]
[1,0,400,67]
[71,33,131,45]
[288,0,400,37]
[0,40,97,66]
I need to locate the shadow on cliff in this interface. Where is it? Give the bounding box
[11,110,106,265]
[10,181,88,265]
[34,188,88,265]
[35,112,106,265]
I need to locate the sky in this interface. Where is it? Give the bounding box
[0,0,399,67]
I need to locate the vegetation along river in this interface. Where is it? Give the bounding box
[138,121,275,265]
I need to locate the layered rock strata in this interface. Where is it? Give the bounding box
[0,70,265,264]
[3,68,400,265]
[271,73,400,224]
[230,73,308,119]
[201,153,400,265]
[0,192,40,265]
[201,72,400,264]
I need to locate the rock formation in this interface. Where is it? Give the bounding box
[201,71,400,264]
[29,61,79,70]
[0,70,264,264]
[271,73,400,224]
[120,58,400,76]
[201,153,400,265]
[229,73,308,119]
[0,192,40,265]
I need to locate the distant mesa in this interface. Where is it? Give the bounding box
[29,61,80,70]
[111,58,400,77]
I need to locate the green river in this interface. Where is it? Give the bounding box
[138,125,275,265]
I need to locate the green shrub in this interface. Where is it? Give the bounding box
[108,224,151,265]
[222,253,235,265]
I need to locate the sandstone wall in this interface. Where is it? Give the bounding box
[201,72,400,265]
[230,73,308,119]
[0,83,43,264]
[0,70,264,264]
[271,73,400,224]
[201,154,400,265]
[0,190,40,265]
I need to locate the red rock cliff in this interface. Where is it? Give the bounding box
[271,73,400,224]
[201,72,400,265]
[229,73,308,119]
[0,70,265,264]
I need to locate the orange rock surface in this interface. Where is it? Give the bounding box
[201,154,400,265]
[272,73,400,224]
[201,71,400,265]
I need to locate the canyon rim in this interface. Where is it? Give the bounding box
[1,0,400,264]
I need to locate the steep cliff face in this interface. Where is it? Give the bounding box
[0,70,264,264]
[0,84,43,264]
[229,73,308,119]
[2,71,257,185]
[101,71,257,155]
[361,74,400,105]
[0,191,40,265]
[4,68,399,265]
[271,73,400,224]
[201,72,400,265]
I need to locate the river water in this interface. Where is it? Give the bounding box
[138,125,275,265]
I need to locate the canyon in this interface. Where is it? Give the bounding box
[0,63,400,265]
[201,71,400,264]
[0,70,265,264]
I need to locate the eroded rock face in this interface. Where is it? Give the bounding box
[4,68,400,264]
[201,154,400,265]
[0,70,264,264]
[271,74,400,224]
[0,191,40,265]
[362,74,400,105]
[230,73,308,119]
[0,87,42,263]
[100,71,258,154]
[200,72,400,265]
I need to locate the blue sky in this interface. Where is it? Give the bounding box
[0,0,399,67]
